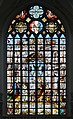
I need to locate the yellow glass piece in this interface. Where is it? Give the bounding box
[42,17,47,22]
[8,25,12,32]
[26,17,31,23]
[61,25,65,32]
[12,20,15,24]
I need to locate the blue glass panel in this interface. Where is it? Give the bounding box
[60,34,66,44]
[38,34,43,38]
[7,34,13,44]
[52,34,58,44]
[29,6,43,18]
[45,34,51,39]
[14,34,20,44]
[30,34,35,38]
[22,34,27,38]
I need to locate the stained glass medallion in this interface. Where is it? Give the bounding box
[7,5,67,116]
[29,6,44,18]
[30,21,43,34]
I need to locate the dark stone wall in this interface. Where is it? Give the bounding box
[0,0,73,118]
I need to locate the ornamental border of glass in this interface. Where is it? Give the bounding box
[6,5,67,115]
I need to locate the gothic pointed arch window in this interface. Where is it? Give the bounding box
[7,5,67,116]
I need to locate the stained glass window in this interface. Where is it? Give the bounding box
[7,5,67,115]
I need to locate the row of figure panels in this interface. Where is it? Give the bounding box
[7,45,66,51]
[7,108,66,115]
[7,69,66,77]
[7,49,66,64]
[7,101,66,115]
[7,50,66,58]
[7,76,66,83]
[7,34,66,45]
